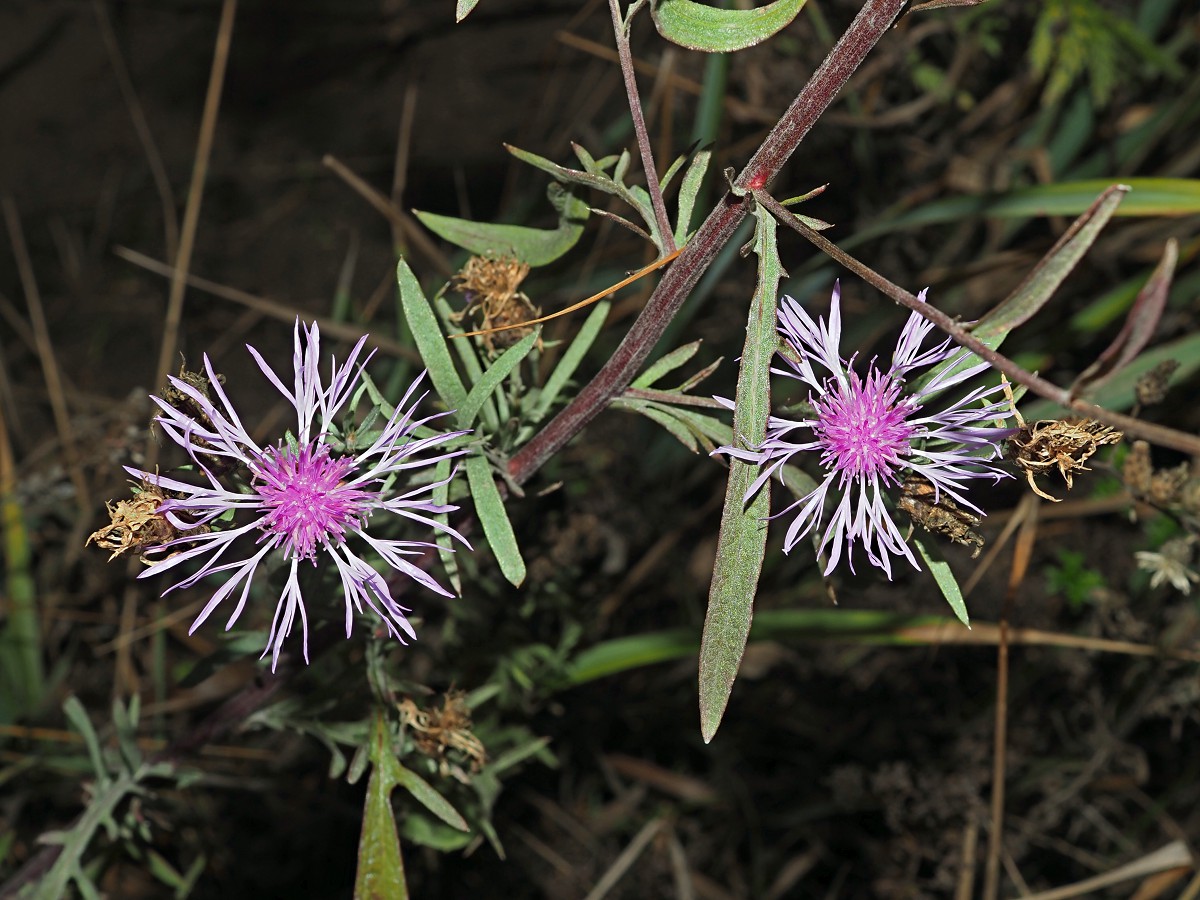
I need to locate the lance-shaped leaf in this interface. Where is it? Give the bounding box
[456,331,539,429]
[912,185,1128,393]
[414,183,589,267]
[397,260,466,410]
[700,200,782,743]
[675,149,712,245]
[466,454,526,587]
[914,540,970,628]
[455,0,481,22]
[975,184,1128,340]
[1071,238,1178,396]
[652,0,808,52]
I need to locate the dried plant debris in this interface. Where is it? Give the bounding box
[397,691,487,778]
[86,482,187,562]
[1007,417,1122,501]
[1134,359,1179,408]
[452,254,540,353]
[1123,439,1196,511]
[898,474,984,558]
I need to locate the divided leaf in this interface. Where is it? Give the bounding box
[413,184,588,267]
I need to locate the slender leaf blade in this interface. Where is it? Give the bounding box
[397,260,466,409]
[532,300,610,421]
[700,200,781,743]
[456,331,538,429]
[394,764,469,832]
[915,540,970,628]
[465,454,525,586]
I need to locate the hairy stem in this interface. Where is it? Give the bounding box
[752,189,1200,457]
[609,0,675,253]
[510,0,907,486]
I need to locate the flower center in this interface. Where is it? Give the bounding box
[256,443,370,559]
[814,369,915,482]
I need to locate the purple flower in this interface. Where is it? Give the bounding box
[127,321,469,669]
[718,283,1013,578]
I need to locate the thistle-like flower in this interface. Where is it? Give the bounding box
[127,322,469,669]
[718,283,1014,578]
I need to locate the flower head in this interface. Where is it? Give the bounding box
[127,321,469,669]
[719,283,1014,578]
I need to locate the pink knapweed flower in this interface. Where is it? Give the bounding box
[127,322,469,669]
[718,283,1013,578]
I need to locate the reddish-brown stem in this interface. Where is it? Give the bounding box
[509,0,907,486]
[753,189,1200,457]
[610,0,675,253]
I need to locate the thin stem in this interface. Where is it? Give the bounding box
[609,0,675,253]
[510,0,906,486]
[753,189,1200,458]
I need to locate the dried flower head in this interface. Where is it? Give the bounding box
[1006,415,1121,502]
[898,474,985,559]
[397,691,487,776]
[453,254,539,352]
[1136,537,1200,594]
[717,283,1015,577]
[1134,359,1179,408]
[87,482,192,562]
[125,321,471,670]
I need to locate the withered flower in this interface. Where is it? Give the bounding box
[452,254,539,353]
[1006,417,1121,502]
[87,482,191,562]
[398,691,487,777]
[898,474,985,558]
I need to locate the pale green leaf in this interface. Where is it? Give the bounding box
[700,200,781,743]
[465,454,525,586]
[634,340,702,388]
[394,764,469,832]
[675,149,711,244]
[531,300,611,421]
[397,260,466,409]
[652,0,808,52]
[413,184,589,267]
[456,331,538,429]
[455,0,481,22]
[915,539,970,628]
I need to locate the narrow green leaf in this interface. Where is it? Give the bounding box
[355,713,407,900]
[633,340,702,388]
[700,200,781,744]
[651,0,808,52]
[456,331,538,429]
[465,454,526,586]
[975,184,1128,340]
[431,457,461,596]
[396,260,466,409]
[413,184,589,267]
[675,149,711,245]
[1072,238,1177,394]
[616,399,700,453]
[394,764,469,832]
[455,0,481,22]
[532,300,610,421]
[914,540,970,628]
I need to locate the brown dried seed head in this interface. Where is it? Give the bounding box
[1149,463,1190,507]
[452,255,539,354]
[1122,440,1154,498]
[397,690,487,775]
[1007,418,1121,501]
[1134,359,1179,408]
[898,474,985,558]
[86,483,182,562]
